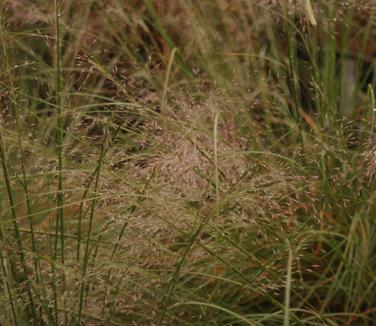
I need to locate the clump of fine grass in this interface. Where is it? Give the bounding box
[0,0,375,324]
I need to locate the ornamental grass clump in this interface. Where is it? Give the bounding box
[0,0,375,324]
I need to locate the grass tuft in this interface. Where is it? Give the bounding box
[0,0,375,324]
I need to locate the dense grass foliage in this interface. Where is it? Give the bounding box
[0,0,375,324]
